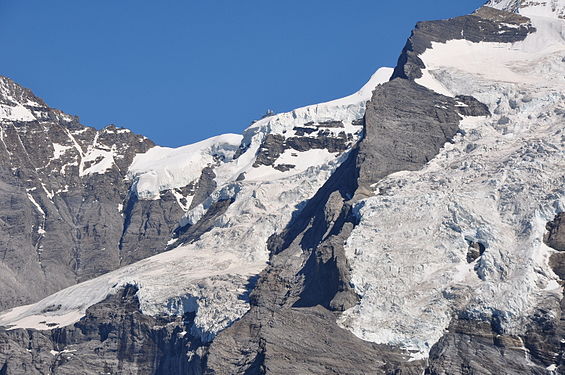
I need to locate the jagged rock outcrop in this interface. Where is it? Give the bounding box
[546,213,565,252]
[204,68,490,375]
[357,79,489,188]
[426,319,548,375]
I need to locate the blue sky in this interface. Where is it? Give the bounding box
[1,1,484,147]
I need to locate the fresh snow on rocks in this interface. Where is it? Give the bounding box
[0,78,39,122]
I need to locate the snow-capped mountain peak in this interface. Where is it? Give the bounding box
[1,3,565,374]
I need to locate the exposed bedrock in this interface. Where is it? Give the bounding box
[546,213,565,252]
[0,119,158,310]
[426,318,553,375]
[357,78,489,188]
[253,132,352,169]
[0,76,216,310]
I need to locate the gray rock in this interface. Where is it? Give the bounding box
[0,76,202,310]
[0,285,203,375]
[207,306,423,375]
[317,120,344,128]
[272,163,295,172]
[293,126,317,136]
[252,132,351,168]
[175,198,233,245]
[466,241,485,263]
[357,78,488,188]
[189,167,217,210]
[253,134,286,167]
[545,213,565,251]
[426,318,552,375]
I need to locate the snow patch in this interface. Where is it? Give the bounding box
[26,191,45,217]
[0,103,35,122]
[417,17,565,94]
[52,143,73,160]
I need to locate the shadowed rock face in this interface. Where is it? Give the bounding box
[253,132,353,169]
[542,213,565,374]
[546,213,565,252]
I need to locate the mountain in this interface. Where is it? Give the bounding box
[0,77,158,310]
[0,1,564,374]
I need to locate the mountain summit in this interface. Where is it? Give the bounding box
[0,3,564,375]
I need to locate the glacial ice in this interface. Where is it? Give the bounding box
[339,14,565,359]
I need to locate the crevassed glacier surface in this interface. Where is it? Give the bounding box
[339,15,565,359]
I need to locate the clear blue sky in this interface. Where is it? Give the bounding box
[1,1,484,147]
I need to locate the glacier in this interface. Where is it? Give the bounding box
[338,10,565,360]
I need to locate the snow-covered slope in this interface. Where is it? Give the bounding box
[0,67,393,340]
[0,77,48,122]
[128,134,242,200]
[127,67,393,204]
[488,0,565,18]
[242,66,393,139]
[338,8,565,360]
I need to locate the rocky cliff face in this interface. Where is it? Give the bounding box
[0,1,564,374]
[0,75,238,313]
[0,77,157,310]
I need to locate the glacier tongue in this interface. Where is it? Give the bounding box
[339,14,565,359]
